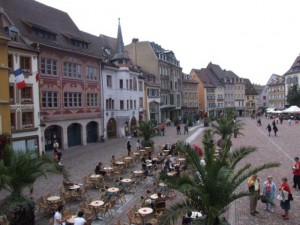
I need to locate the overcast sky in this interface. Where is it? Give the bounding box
[36,0,300,85]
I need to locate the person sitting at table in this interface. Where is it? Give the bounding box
[162,144,169,150]
[141,156,149,176]
[73,211,87,225]
[63,174,74,189]
[110,155,116,167]
[165,156,174,172]
[182,211,193,225]
[95,161,106,176]
[155,192,165,204]
[54,205,69,225]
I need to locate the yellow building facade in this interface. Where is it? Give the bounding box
[0,29,11,135]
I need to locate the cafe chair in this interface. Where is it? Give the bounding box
[0,215,9,225]
[108,197,117,215]
[86,218,93,225]
[128,179,137,193]
[154,201,166,214]
[49,217,54,225]
[98,203,111,222]
[83,176,93,189]
[116,188,126,205]
[62,208,72,218]
[36,196,51,214]
[126,210,143,225]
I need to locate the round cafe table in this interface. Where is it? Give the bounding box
[90,174,101,179]
[138,207,153,225]
[121,178,132,183]
[47,196,60,202]
[163,150,170,153]
[177,158,186,161]
[139,149,146,152]
[134,170,143,174]
[150,194,165,200]
[68,184,81,190]
[107,187,119,193]
[89,200,104,220]
[103,166,113,171]
[124,157,133,160]
[116,161,125,165]
[145,147,151,150]
[146,163,153,167]
[167,172,177,176]
[191,211,202,218]
[159,182,167,187]
[67,215,76,224]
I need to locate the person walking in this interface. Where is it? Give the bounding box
[292,157,300,189]
[247,174,260,216]
[288,119,291,126]
[273,124,278,136]
[262,176,276,212]
[279,177,292,220]
[176,124,181,135]
[184,123,189,135]
[160,123,165,136]
[127,140,131,156]
[53,205,69,225]
[136,139,141,150]
[266,124,271,136]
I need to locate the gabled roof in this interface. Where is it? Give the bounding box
[244,78,258,95]
[268,75,285,86]
[284,55,300,75]
[192,69,216,88]
[0,0,102,58]
[207,62,239,84]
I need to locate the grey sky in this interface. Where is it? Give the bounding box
[36,0,300,85]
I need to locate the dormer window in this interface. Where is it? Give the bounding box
[72,39,88,49]
[4,26,19,41]
[33,27,56,40]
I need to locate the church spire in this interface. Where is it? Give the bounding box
[112,18,130,66]
[117,18,125,54]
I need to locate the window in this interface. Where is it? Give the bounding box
[72,39,88,49]
[126,80,129,89]
[21,87,33,103]
[42,91,58,108]
[106,98,114,110]
[130,100,133,109]
[134,100,136,109]
[64,92,82,107]
[129,79,132,90]
[63,62,82,78]
[133,78,137,91]
[170,94,174,105]
[176,94,181,107]
[20,56,31,73]
[139,81,143,91]
[87,93,98,107]
[139,97,143,107]
[9,86,15,102]
[120,100,124,110]
[11,113,16,130]
[107,75,112,87]
[22,112,34,129]
[119,79,123,89]
[41,58,57,76]
[8,54,13,70]
[86,66,97,80]
[127,100,129,110]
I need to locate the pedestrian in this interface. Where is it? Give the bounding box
[184,123,189,135]
[53,139,59,151]
[292,157,300,189]
[73,211,87,225]
[288,119,291,126]
[57,150,63,166]
[160,123,165,136]
[247,174,260,216]
[136,139,141,150]
[276,117,279,124]
[280,116,283,124]
[266,124,271,136]
[176,124,181,135]
[127,140,131,156]
[272,120,275,126]
[279,177,292,220]
[262,176,276,212]
[273,124,278,136]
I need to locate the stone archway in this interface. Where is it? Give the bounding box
[107,118,117,139]
[86,121,98,143]
[67,123,82,147]
[44,125,63,151]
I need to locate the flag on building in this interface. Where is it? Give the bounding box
[35,72,40,82]
[13,68,26,89]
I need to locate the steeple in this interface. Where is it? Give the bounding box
[117,18,124,54]
[112,18,129,66]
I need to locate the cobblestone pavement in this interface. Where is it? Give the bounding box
[2,117,300,225]
[228,117,300,225]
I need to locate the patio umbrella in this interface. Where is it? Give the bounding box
[282,105,300,113]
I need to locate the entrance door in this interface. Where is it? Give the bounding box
[107,118,117,138]
[44,125,62,151]
[86,121,98,143]
[67,123,81,147]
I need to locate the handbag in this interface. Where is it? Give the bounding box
[276,194,283,201]
[288,193,293,201]
[260,195,267,203]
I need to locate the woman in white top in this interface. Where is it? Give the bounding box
[54,205,68,225]
[74,211,87,225]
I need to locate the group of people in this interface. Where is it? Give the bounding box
[176,123,189,135]
[247,173,293,220]
[266,120,278,136]
[53,205,87,225]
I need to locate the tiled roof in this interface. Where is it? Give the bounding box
[0,0,102,58]
[244,78,258,95]
[268,76,285,86]
[192,69,215,88]
[284,55,300,75]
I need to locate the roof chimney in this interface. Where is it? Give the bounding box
[132,38,139,43]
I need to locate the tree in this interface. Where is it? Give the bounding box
[0,145,59,224]
[139,120,156,148]
[160,130,280,225]
[286,85,300,106]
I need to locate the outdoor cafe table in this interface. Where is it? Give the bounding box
[68,184,81,190]
[124,157,133,160]
[47,196,60,202]
[138,207,153,225]
[89,200,104,220]
[150,193,165,200]
[177,158,186,162]
[103,166,113,171]
[116,161,125,165]
[167,172,177,176]
[121,178,132,183]
[191,211,202,219]
[107,187,119,193]
[67,215,77,224]
[133,170,144,183]
[163,150,170,153]
[159,182,167,187]
[90,174,101,179]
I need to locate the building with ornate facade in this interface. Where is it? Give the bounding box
[268,76,285,109]
[125,40,182,123]
[100,21,144,138]
[284,55,300,96]
[1,0,103,151]
[244,79,258,115]
[181,73,199,119]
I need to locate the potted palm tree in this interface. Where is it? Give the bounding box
[139,120,156,148]
[160,130,280,225]
[0,144,59,225]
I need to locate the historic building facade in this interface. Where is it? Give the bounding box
[125,40,182,123]
[284,55,300,96]
[268,76,285,109]
[181,73,199,119]
[1,0,103,151]
[244,79,258,115]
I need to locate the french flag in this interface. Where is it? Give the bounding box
[13,68,26,89]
